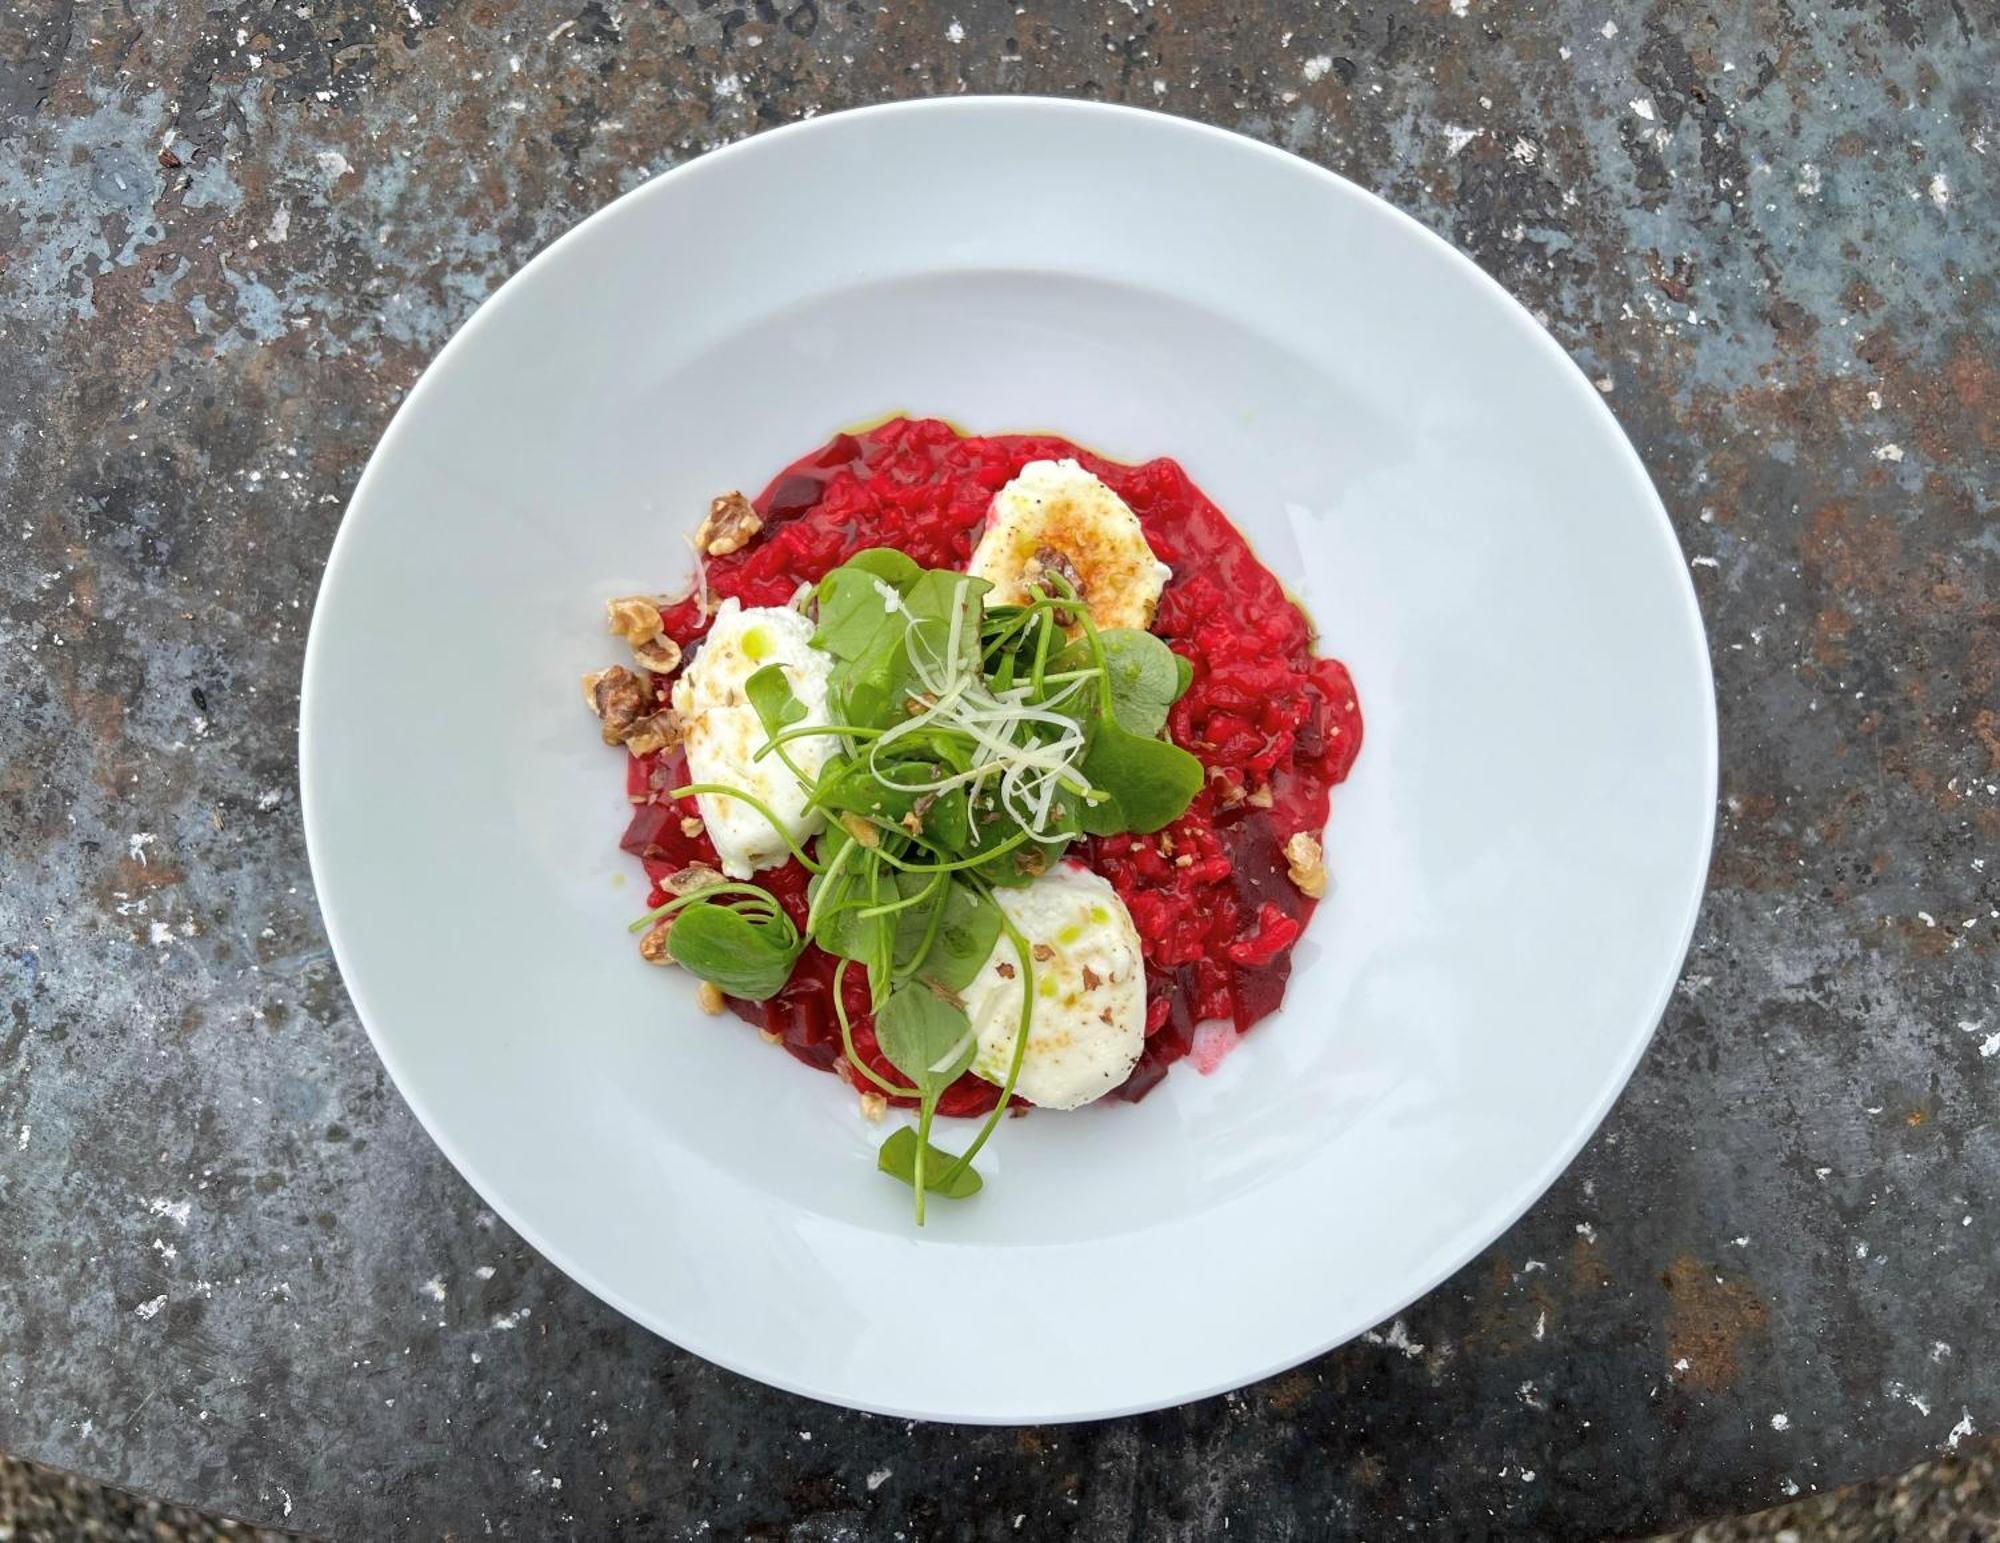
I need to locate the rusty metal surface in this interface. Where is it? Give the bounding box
[0,1,1993,1537]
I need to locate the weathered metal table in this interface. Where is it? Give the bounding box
[2,0,1993,1535]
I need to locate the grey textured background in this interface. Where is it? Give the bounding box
[1,0,1994,1537]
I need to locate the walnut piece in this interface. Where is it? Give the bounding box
[1284,831,1328,899]
[632,635,682,675]
[858,1092,888,1124]
[606,595,663,645]
[696,981,726,1015]
[838,812,880,848]
[660,862,723,898]
[679,816,704,838]
[638,920,675,965]
[583,665,650,746]
[695,491,762,557]
[622,708,685,757]
[1246,785,1275,809]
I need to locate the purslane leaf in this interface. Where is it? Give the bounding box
[875,1126,982,1199]
[1077,718,1205,835]
[663,899,802,1000]
[744,662,806,742]
[873,983,978,1096]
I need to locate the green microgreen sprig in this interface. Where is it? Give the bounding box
[629,549,1200,1223]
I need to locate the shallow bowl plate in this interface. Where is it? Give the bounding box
[301,98,1716,1421]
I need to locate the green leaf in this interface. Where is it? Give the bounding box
[872,983,977,1097]
[899,569,992,678]
[893,876,1001,992]
[744,662,806,742]
[875,1126,982,1199]
[1077,719,1205,835]
[813,549,922,661]
[1055,628,1184,737]
[1172,650,1194,700]
[664,899,802,1000]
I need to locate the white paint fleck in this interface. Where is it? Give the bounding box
[1797,162,1822,197]
[1449,0,1469,14]
[1918,911,1937,928]
[152,1238,176,1262]
[1600,19,1619,38]
[491,1308,530,1330]
[713,73,743,99]
[1978,1031,2000,1058]
[266,205,290,243]
[1928,173,1951,210]
[315,150,352,180]
[1770,1412,1791,1431]
[1522,1259,1547,1273]
[148,920,174,947]
[280,1487,293,1518]
[1948,1409,1975,1449]
[128,832,156,863]
[257,787,284,810]
[1575,1222,1598,1241]
[1509,136,1539,165]
[420,1276,447,1303]
[135,1294,167,1320]
[1691,555,1720,569]
[1630,97,1656,121]
[1674,1358,1691,1373]
[1873,443,1905,462]
[1533,1310,1547,1341]
[866,1467,892,1491]
[1931,1342,1953,1362]
[1361,1318,1425,1358]
[476,1264,496,1280]
[1442,123,1480,157]
[15,1125,27,1151]
[147,1197,192,1227]
[945,19,964,43]
[1302,54,1333,83]
[1781,1477,1800,1497]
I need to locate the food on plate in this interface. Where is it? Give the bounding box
[583,418,1363,1222]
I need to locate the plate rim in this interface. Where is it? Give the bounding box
[299,94,1720,1423]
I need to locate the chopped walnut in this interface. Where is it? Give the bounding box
[606,595,663,645]
[758,1026,784,1045]
[583,665,650,746]
[632,635,682,675]
[696,981,726,1015]
[1032,943,1056,962]
[1284,831,1328,899]
[1080,965,1102,991]
[838,813,880,848]
[695,490,762,556]
[1174,853,1193,869]
[900,809,925,838]
[622,708,685,757]
[679,816,704,838]
[661,862,723,898]
[858,1092,888,1124]
[1207,767,1246,808]
[1246,785,1275,809]
[995,960,1016,979]
[638,920,675,964]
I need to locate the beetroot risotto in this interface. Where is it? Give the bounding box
[583,418,1362,1221]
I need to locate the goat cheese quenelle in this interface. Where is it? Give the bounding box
[584,420,1363,1225]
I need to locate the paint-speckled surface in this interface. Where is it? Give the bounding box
[0,1,1993,1536]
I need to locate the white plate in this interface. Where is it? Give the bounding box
[301,98,1716,1421]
